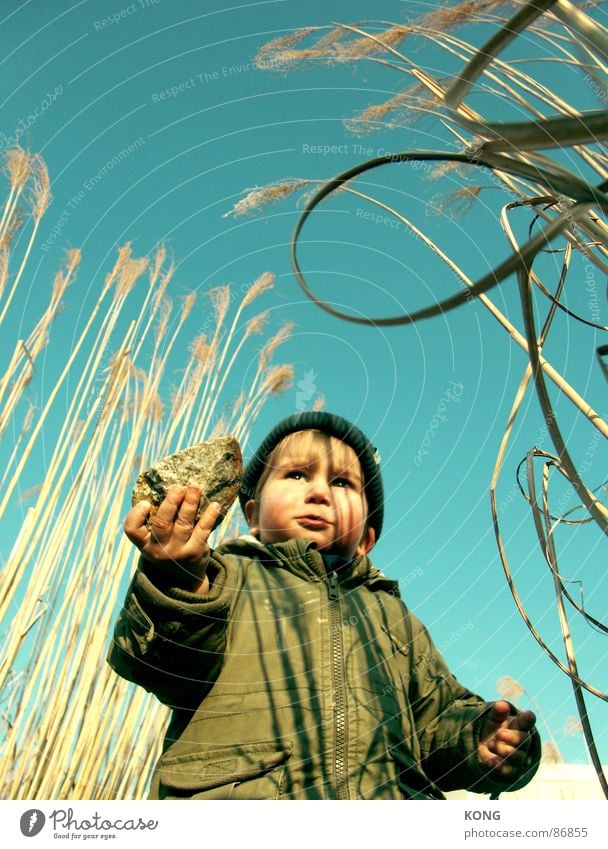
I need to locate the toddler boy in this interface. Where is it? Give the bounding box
[109,412,540,799]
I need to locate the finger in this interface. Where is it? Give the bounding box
[191,501,222,545]
[481,700,512,738]
[490,701,512,722]
[493,762,516,777]
[478,744,502,771]
[124,501,152,546]
[489,738,522,759]
[509,710,536,733]
[480,743,522,776]
[150,486,186,542]
[172,486,203,538]
[496,727,531,750]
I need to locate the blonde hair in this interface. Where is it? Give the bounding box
[254,429,366,500]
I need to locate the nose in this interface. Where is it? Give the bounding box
[305,474,331,504]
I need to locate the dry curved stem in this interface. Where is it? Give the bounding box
[528,456,608,797]
[551,0,608,63]
[442,0,608,150]
[502,200,608,331]
[490,485,608,701]
[515,451,608,633]
[490,435,608,704]
[517,261,608,531]
[290,149,608,328]
[487,239,608,674]
[515,451,603,528]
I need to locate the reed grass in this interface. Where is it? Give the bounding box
[0,147,292,799]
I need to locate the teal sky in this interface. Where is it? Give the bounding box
[2,0,607,769]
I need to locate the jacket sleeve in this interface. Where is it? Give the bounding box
[407,613,541,795]
[107,552,237,709]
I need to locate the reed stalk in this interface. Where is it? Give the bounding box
[0,145,290,798]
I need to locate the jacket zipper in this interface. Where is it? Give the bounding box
[327,571,349,799]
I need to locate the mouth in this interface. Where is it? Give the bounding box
[297,515,331,530]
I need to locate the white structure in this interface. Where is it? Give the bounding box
[447,764,607,800]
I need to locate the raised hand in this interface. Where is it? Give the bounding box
[125,485,221,594]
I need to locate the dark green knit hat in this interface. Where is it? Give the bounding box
[239,412,384,539]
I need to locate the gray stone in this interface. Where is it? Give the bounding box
[132,436,243,527]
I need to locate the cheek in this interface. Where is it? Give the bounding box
[336,492,366,526]
[259,488,291,524]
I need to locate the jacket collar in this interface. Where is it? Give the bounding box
[216,535,399,594]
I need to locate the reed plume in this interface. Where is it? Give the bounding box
[0,148,291,799]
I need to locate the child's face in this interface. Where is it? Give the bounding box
[245,432,376,560]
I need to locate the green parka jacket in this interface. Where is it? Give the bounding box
[108,536,540,800]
